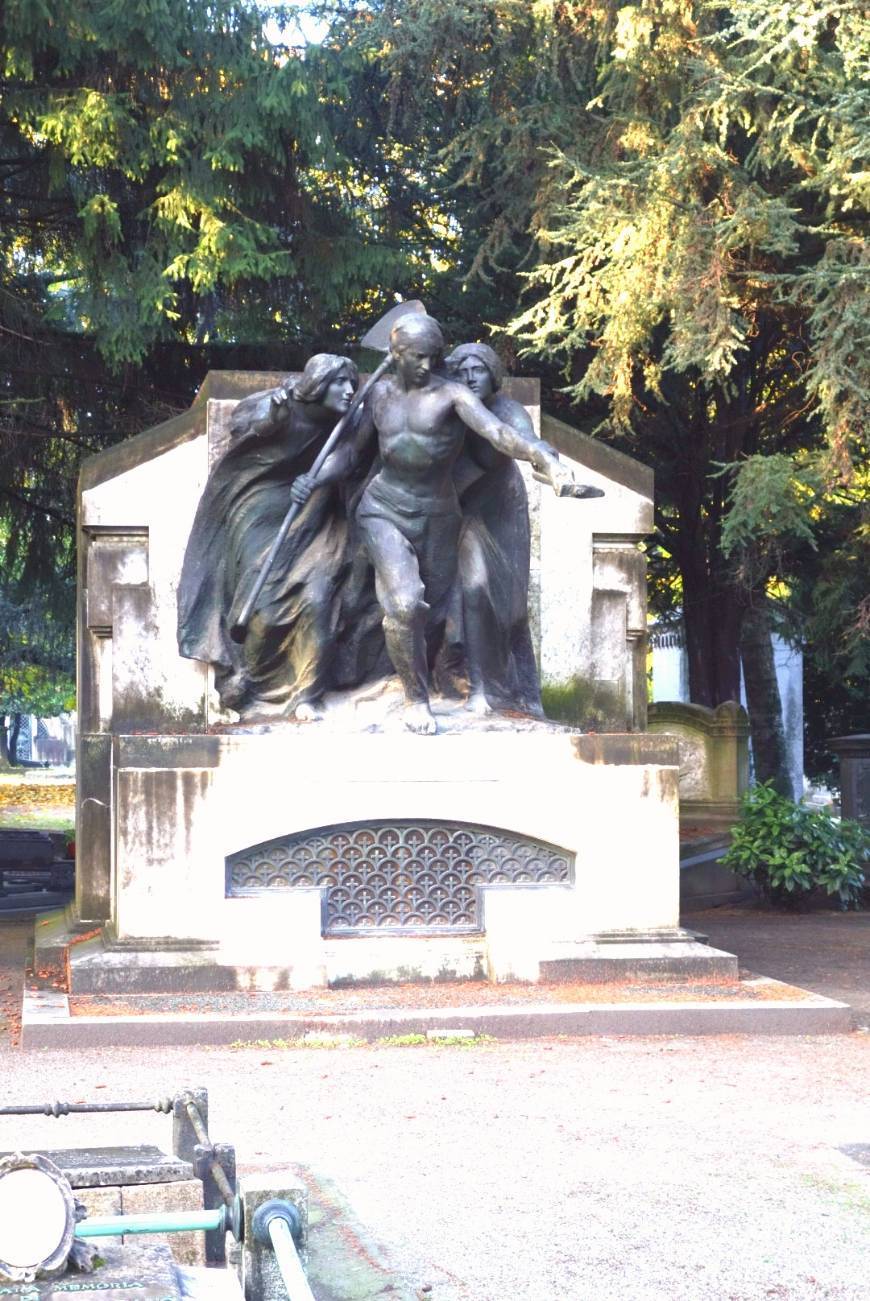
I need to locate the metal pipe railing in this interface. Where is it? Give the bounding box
[75,1208,227,1238]
[252,1199,315,1301]
[266,1216,316,1301]
[181,1093,235,1208]
[0,1099,174,1117]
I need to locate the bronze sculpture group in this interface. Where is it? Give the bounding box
[178,311,601,733]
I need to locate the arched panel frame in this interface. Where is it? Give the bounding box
[226,819,575,936]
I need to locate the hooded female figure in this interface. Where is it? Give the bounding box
[178,354,385,719]
[444,343,544,717]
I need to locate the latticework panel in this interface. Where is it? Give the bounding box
[226,821,573,934]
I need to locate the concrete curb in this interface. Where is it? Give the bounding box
[20,985,854,1048]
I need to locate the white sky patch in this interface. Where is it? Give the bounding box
[260,1,329,46]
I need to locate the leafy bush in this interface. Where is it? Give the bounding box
[722,782,869,910]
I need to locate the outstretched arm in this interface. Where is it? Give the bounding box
[451,384,578,495]
[228,383,294,441]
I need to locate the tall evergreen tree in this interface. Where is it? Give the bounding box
[0,0,426,611]
[333,0,868,780]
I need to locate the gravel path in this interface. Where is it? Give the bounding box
[2,909,869,1299]
[1,1036,868,1300]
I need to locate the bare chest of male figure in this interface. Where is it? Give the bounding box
[371,381,464,494]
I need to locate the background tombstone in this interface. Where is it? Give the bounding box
[830,735,870,828]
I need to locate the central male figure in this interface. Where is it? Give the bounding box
[292,313,576,733]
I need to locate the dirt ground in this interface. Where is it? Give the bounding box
[2,906,870,1299]
[0,772,75,829]
[684,905,870,1027]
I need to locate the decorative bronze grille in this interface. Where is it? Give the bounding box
[226,821,573,934]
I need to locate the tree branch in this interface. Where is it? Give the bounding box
[0,486,74,527]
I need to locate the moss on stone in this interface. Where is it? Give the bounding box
[541,675,625,731]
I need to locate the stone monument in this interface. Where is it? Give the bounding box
[66,307,729,991]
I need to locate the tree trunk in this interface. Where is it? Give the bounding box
[6,713,23,767]
[740,601,792,796]
[662,373,746,710]
[681,558,744,707]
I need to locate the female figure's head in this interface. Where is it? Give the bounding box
[445,342,505,402]
[292,354,360,413]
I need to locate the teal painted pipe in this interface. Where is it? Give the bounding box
[75,1208,225,1238]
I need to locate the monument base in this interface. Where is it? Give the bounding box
[54,926,736,995]
[66,727,738,994]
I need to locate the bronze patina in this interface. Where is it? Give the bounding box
[177,310,602,731]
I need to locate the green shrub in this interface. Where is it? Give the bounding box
[722,782,868,909]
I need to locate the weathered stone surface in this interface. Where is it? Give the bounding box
[217,677,576,735]
[536,412,652,730]
[299,1168,420,1301]
[79,431,210,735]
[21,991,855,1048]
[538,939,739,983]
[101,730,680,954]
[75,735,113,924]
[84,531,148,635]
[73,1185,122,1249]
[541,412,654,502]
[174,1264,243,1301]
[648,700,750,832]
[830,734,870,828]
[121,1181,206,1267]
[11,1242,182,1300]
[21,1148,193,1190]
[66,946,239,996]
[117,737,221,769]
[679,837,751,909]
[570,733,678,766]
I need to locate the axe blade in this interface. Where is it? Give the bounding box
[360,299,426,353]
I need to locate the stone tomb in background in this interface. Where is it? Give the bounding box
[68,371,731,990]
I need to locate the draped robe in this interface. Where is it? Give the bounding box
[177,389,386,715]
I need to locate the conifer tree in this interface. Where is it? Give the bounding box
[0,0,422,619]
[335,0,868,780]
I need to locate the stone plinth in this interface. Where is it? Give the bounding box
[830,734,870,829]
[67,728,733,992]
[236,1171,308,1301]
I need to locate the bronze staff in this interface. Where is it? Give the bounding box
[228,300,425,643]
